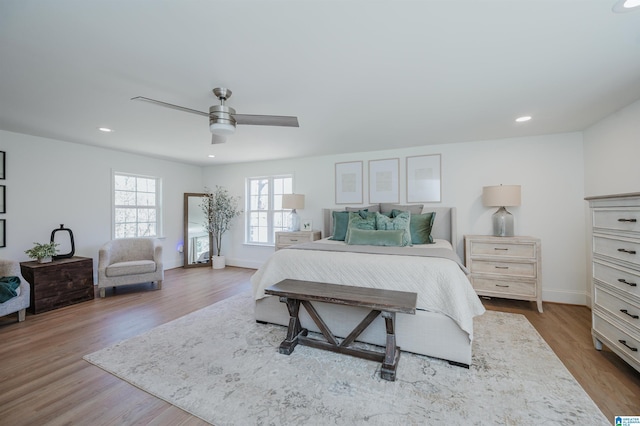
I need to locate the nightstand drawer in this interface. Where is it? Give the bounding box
[471,277,536,297]
[593,209,640,234]
[469,241,535,259]
[469,260,536,278]
[277,235,307,245]
[275,231,321,250]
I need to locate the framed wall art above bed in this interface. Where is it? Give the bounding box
[369,158,399,203]
[407,154,441,203]
[335,161,363,204]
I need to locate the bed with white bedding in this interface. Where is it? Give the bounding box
[251,206,486,366]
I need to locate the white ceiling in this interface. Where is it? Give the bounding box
[1,1,640,166]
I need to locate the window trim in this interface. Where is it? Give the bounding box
[111,170,163,239]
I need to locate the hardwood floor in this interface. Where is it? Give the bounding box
[1,267,638,425]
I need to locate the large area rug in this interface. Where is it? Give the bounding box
[84,292,608,425]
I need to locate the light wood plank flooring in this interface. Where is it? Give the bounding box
[1,266,638,425]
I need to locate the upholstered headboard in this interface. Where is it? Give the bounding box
[322,206,458,253]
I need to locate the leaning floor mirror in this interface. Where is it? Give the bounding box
[183,193,213,268]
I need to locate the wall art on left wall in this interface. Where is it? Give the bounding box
[0,151,5,180]
[0,219,5,247]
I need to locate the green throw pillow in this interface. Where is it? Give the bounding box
[345,211,377,241]
[0,276,21,303]
[346,228,405,246]
[409,212,436,244]
[375,211,412,246]
[329,210,350,241]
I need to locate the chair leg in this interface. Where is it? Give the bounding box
[100,287,106,298]
[18,309,26,322]
[157,280,163,290]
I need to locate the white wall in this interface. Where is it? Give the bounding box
[0,130,204,276]
[204,132,587,305]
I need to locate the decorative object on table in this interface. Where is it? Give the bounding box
[482,184,521,237]
[406,154,441,203]
[301,219,312,231]
[335,161,363,204]
[282,193,304,232]
[0,219,5,248]
[50,224,75,260]
[24,241,59,264]
[369,158,399,203]
[0,185,5,213]
[0,150,5,180]
[201,186,242,269]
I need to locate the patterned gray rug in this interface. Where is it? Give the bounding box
[84,292,608,425]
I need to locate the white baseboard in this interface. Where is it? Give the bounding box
[542,288,588,306]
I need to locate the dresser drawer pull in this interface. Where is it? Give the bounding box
[617,248,637,255]
[495,284,510,288]
[618,278,637,287]
[618,340,638,352]
[620,309,640,320]
[618,218,638,223]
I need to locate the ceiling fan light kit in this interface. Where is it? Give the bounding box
[209,105,236,135]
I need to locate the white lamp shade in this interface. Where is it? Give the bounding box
[482,185,521,207]
[282,194,305,210]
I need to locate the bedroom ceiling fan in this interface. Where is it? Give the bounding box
[132,88,299,144]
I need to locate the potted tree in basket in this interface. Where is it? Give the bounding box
[25,242,59,263]
[201,186,242,269]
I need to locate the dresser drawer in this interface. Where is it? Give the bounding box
[593,260,640,300]
[469,260,536,278]
[471,277,536,297]
[593,313,640,365]
[468,241,535,259]
[593,235,640,265]
[594,286,640,334]
[593,209,640,234]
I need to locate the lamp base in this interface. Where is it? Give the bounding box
[289,210,300,232]
[492,206,514,237]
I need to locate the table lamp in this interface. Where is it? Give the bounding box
[482,185,521,237]
[282,194,305,231]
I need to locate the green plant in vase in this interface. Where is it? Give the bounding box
[25,242,59,263]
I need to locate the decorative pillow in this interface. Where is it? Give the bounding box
[375,212,412,246]
[408,212,436,244]
[329,210,350,241]
[0,276,21,303]
[345,204,380,213]
[345,211,377,241]
[346,228,405,246]
[380,203,423,215]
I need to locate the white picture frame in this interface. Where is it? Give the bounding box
[369,158,399,203]
[406,154,441,203]
[301,219,313,231]
[335,161,363,204]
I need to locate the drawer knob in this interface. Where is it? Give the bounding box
[618,218,637,223]
[617,248,637,255]
[618,339,638,352]
[618,278,638,287]
[620,309,640,320]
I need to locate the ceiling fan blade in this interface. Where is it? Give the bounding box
[234,114,299,127]
[211,134,227,144]
[131,96,210,117]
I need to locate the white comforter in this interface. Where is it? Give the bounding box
[251,239,486,339]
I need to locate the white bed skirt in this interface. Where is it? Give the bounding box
[255,295,472,366]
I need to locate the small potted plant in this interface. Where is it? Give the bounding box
[201,186,242,269]
[25,242,59,263]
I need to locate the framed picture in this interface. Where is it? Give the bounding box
[0,185,5,213]
[369,158,399,203]
[0,151,4,180]
[301,219,313,231]
[0,219,5,247]
[335,161,363,204]
[407,154,441,203]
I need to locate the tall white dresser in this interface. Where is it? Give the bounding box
[586,192,640,374]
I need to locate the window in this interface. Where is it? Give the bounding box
[112,172,162,238]
[246,175,293,244]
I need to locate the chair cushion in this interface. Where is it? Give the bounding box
[106,260,156,277]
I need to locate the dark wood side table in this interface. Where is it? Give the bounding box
[20,256,94,314]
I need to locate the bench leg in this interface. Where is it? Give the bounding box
[279,297,307,355]
[380,311,401,381]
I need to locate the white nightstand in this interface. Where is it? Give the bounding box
[275,231,321,250]
[464,235,543,313]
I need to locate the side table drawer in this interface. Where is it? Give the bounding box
[277,235,307,245]
[468,241,535,259]
[469,260,536,278]
[471,276,537,298]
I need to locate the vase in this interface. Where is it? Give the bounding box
[37,256,52,264]
[212,255,226,269]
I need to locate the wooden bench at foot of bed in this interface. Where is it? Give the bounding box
[265,279,417,381]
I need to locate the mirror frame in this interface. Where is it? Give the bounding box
[183,192,213,268]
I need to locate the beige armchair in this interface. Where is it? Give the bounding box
[0,259,30,322]
[98,238,164,298]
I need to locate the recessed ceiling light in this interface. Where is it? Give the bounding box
[208,154,216,158]
[98,127,113,132]
[515,116,532,123]
[613,0,640,12]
